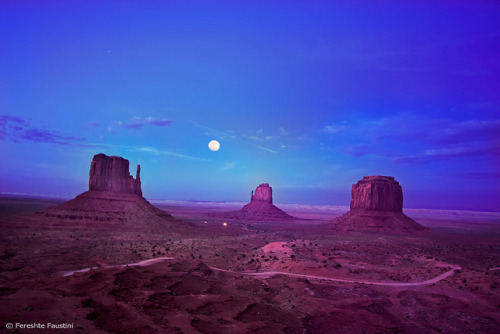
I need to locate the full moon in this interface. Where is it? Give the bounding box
[208,140,220,151]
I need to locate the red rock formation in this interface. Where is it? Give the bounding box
[89,153,142,196]
[251,183,273,203]
[330,175,425,232]
[350,176,402,212]
[38,153,182,231]
[213,183,295,221]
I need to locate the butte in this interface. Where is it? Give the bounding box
[36,153,181,231]
[215,183,295,221]
[329,175,426,233]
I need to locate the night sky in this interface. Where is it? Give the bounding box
[1,1,499,211]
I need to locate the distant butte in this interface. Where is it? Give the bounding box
[38,153,181,231]
[215,183,296,221]
[329,175,426,232]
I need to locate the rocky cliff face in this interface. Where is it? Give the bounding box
[350,176,403,212]
[330,175,425,232]
[89,153,142,196]
[251,183,273,204]
[37,153,183,231]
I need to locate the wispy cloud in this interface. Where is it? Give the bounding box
[321,123,347,134]
[191,122,237,141]
[131,146,210,162]
[222,162,236,171]
[0,115,86,146]
[243,127,289,149]
[86,143,212,163]
[256,145,278,154]
[192,121,278,154]
[116,116,172,129]
[392,142,500,164]
[324,113,500,164]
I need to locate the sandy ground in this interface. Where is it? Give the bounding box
[1,196,500,333]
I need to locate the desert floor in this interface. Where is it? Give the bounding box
[1,196,500,333]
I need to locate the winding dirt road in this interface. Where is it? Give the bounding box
[224,266,461,287]
[62,256,461,287]
[61,256,174,277]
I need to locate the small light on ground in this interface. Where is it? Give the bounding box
[222,222,228,227]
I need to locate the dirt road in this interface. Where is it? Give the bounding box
[62,257,461,287]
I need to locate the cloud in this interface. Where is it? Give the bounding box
[333,113,500,163]
[392,142,500,164]
[192,122,237,142]
[116,116,172,129]
[244,127,287,143]
[322,123,347,134]
[256,145,278,154]
[458,171,500,179]
[192,122,278,154]
[247,136,264,142]
[222,162,236,171]
[132,146,210,162]
[0,115,86,146]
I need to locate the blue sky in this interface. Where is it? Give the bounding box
[1,0,499,211]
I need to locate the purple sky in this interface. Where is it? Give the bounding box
[1,1,499,211]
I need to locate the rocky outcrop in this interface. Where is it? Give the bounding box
[38,153,183,231]
[330,176,425,233]
[213,183,295,221]
[350,176,403,212]
[89,153,142,196]
[251,183,273,203]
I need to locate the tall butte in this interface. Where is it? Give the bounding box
[216,183,295,221]
[89,153,142,195]
[39,153,179,231]
[329,176,426,232]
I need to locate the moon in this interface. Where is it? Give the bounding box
[208,140,220,151]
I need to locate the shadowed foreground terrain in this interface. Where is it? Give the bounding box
[1,197,500,333]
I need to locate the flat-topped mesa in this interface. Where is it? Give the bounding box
[251,183,273,204]
[350,175,402,212]
[89,153,142,196]
[329,175,426,232]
